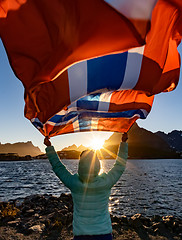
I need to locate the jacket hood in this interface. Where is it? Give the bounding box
[78,150,100,182]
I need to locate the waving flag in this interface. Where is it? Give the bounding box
[31,90,154,137]
[0,0,144,88]
[0,0,182,136]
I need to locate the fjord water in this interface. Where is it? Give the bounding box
[0,159,181,217]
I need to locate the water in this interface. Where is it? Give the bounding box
[0,159,181,218]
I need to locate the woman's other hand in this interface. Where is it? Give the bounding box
[122,133,128,142]
[44,136,52,146]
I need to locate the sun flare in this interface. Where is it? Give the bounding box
[89,137,104,150]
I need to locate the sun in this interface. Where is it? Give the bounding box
[89,137,105,150]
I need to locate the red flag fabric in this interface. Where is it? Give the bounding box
[0,0,26,18]
[0,0,181,136]
[31,90,154,137]
[24,0,181,125]
[0,0,144,89]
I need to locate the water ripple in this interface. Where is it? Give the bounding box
[0,159,182,218]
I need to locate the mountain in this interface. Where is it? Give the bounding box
[62,144,89,152]
[59,144,90,159]
[59,123,181,159]
[155,130,182,152]
[103,123,180,159]
[0,141,42,157]
[57,150,81,159]
[62,144,78,151]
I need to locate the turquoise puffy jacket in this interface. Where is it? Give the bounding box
[46,142,128,236]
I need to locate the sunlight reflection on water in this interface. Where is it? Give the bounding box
[0,159,182,217]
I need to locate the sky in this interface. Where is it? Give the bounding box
[0,39,182,153]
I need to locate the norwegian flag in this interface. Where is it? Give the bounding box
[0,0,181,136]
[31,89,154,137]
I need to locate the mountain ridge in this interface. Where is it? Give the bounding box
[155,130,182,152]
[60,123,181,159]
[0,141,42,157]
[0,124,181,159]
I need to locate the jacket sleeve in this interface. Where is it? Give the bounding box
[104,142,128,189]
[45,146,73,190]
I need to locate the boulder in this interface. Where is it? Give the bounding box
[129,214,143,228]
[7,220,20,227]
[28,224,45,233]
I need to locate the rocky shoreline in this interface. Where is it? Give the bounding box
[0,193,182,240]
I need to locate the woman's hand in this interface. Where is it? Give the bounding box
[44,136,52,146]
[122,132,128,142]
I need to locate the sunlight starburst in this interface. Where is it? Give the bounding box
[89,137,105,150]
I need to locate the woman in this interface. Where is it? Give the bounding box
[44,133,128,240]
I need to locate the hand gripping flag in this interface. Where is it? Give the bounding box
[0,0,181,136]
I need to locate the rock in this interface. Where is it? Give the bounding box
[46,212,55,220]
[140,216,151,227]
[60,214,68,225]
[34,206,42,213]
[1,194,182,240]
[112,222,120,232]
[49,210,68,225]
[144,225,154,235]
[151,215,162,222]
[27,209,34,213]
[162,215,174,229]
[66,212,73,225]
[25,209,35,216]
[152,222,174,238]
[129,214,150,240]
[7,220,20,227]
[111,215,121,224]
[28,224,45,233]
[17,221,33,234]
[177,223,182,233]
[67,223,73,232]
[21,205,30,213]
[58,208,69,215]
[120,215,128,225]
[129,214,143,228]
[152,222,164,230]
[34,213,39,218]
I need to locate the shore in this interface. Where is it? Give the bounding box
[0,194,181,240]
